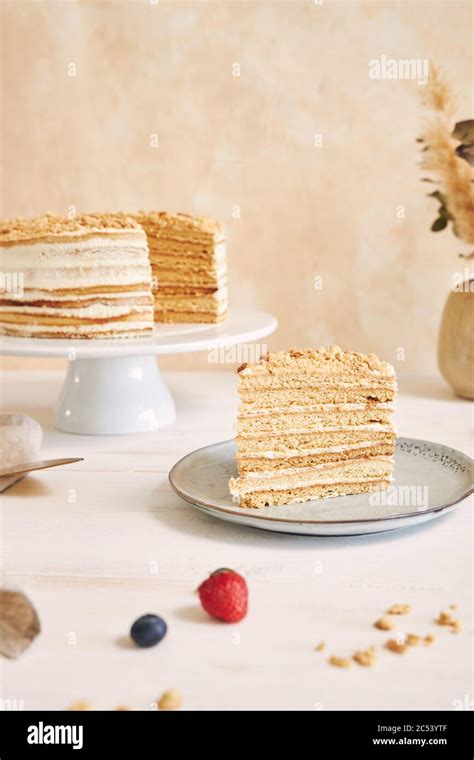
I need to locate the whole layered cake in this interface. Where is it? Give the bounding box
[0,213,154,339]
[135,211,227,324]
[229,345,397,507]
[0,209,228,339]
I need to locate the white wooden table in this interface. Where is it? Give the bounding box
[0,370,472,711]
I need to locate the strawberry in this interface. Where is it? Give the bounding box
[198,568,248,623]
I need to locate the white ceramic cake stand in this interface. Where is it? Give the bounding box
[0,307,277,435]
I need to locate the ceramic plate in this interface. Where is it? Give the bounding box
[169,438,473,536]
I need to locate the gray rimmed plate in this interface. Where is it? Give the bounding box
[169,438,473,536]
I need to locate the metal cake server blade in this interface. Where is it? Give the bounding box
[0,458,84,478]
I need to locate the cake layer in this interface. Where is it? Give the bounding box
[238,374,396,391]
[154,310,226,324]
[236,425,396,455]
[230,457,393,496]
[238,401,394,416]
[237,443,396,473]
[152,268,227,295]
[0,321,153,338]
[153,285,226,297]
[147,239,226,261]
[235,480,390,508]
[1,292,152,308]
[239,386,396,406]
[0,304,152,322]
[237,408,393,435]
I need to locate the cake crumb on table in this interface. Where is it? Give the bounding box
[386,638,408,654]
[158,689,183,710]
[436,610,462,633]
[424,633,436,645]
[374,615,394,631]
[406,633,421,646]
[353,646,377,667]
[67,701,93,711]
[315,641,326,652]
[387,604,412,615]
[329,655,352,668]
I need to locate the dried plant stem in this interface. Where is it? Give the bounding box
[420,65,474,245]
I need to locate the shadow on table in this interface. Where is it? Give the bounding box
[158,494,456,550]
[2,475,51,498]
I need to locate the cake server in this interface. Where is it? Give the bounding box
[0,458,84,479]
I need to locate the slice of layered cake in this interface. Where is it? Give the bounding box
[229,346,397,507]
[0,213,154,338]
[135,211,227,324]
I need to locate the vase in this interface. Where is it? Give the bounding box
[438,278,474,399]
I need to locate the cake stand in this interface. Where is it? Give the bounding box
[0,307,277,435]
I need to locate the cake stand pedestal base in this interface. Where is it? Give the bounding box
[0,307,277,435]
[54,355,176,435]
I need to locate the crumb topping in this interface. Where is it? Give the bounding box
[0,209,223,244]
[135,210,222,237]
[237,345,395,377]
[0,212,143,243]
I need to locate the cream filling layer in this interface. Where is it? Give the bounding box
[0,320,153,335]
[1,289,152,303]
[0,238,149,268]
[0,303,152,318]
[238,402,394,416]
[244,456,394,479]
[10,266,152,290]
[230,461,394,496]
[239,440,395,459]
[238,423,396,437]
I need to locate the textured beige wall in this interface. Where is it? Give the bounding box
[1,0,472,375]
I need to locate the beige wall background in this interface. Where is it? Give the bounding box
[1,0,472,375]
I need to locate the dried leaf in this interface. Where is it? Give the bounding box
[455,142,474,167]
[431,217,448,232]
[452,120,474,142]
[0,589,40,658]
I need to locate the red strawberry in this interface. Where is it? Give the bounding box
[198,568,248,623]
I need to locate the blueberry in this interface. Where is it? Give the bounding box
[130,614,167,648]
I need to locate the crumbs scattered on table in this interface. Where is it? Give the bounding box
[374,615,394,631]
[329,655,351,668]
[387,604,412,615]
[386,638,408,654]
[158,688,183,710]
[353,646,376,667]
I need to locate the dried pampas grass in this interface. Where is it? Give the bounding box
[420,65,474,246]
